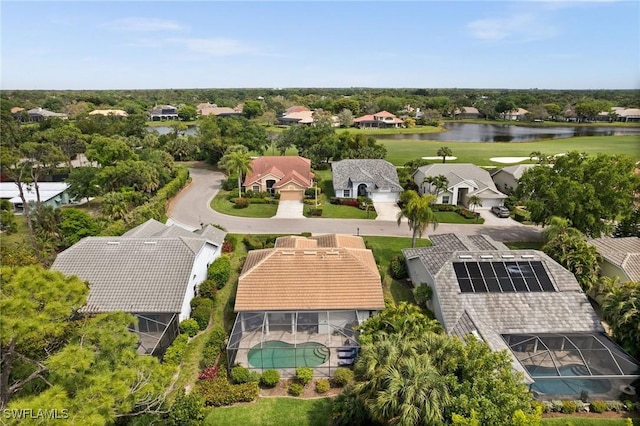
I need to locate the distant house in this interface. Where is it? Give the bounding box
[149,105,178,121]
[332,159,403,202]
[491,164,536,195]
[502,108,529,121]
[588,237,640,283]
[278,110,314,125]
[89,109,128,118]
[403,233,640,400]
[414,163,507,208]
[614,107,640,123]
[0,182,71,212]
[10,107,26,121]
[52,219,227,356]
[353,111,404,128]
[227,234,385,377]
[27,107,68,122]
[453,106,481,119]
[198,103,243,118]
[243,156,314,201]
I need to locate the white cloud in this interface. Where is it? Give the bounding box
[106,17,184,32]
[169,37,257,57]
[467,13,558,42]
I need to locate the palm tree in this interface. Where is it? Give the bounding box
[437,146,452,164]
[467,195,482,212]
[600,280,640,358]
[218,146,252,198]
[542,216,584,243]
[433,175,449,200]
[397,191,438,248]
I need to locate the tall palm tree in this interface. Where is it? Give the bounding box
[437,146,453,164]
[397,191,438,247]
[433,175,449,200]
[218,146,252,198]
[542,216,584,243]
[600,280,640,358]
[467,195,482,212]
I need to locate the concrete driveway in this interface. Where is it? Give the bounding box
[477,208,520,227]
[274,200,304,219]
[167,167,542,242]
[373,202,402,222]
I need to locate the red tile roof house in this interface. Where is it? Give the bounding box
[243,156,314,201]
[353,111,404,129]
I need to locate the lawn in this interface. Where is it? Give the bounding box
[305,195,377,219]
[505,241,544,250]
[380,135,640,166]
[363,235,431,304]
[210,190,278,218]
[434,211,485,225]
[204,397,333,426]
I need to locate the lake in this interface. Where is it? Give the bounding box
[149,122,640,143]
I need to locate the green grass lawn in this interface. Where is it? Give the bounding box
[204,397,333,426]
[505,241,544,250]
[434,211,485,225]
[541,417,639,425]
[305,195,377,219]
[380,135,640,166]
[363,236,431,304]
[210,190,278,218]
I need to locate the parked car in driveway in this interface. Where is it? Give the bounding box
[491,205,510,218]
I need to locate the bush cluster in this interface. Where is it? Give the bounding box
[329,197,360,207]
[431,204,459,212]
[307,208,323,217]
[168,389,205,426]
[222,177,238,191]
[331,368,353,387]
[230,366,251,384]
[288,383,304,397]
[561,400,577,414]
[315,379,330,394]
[179,319,200,337]
[356,196,374,210]
[200,327,226,369]
[513,208,529,223]
[190,297,214,330]
[590,400,608,413]
[458,208,480,220]
[0,211,17,234]
[296,368,314,386]
[198,279,217,300]
[195,377,259,407]
[389,256,408,279]
[304,187,320,198]
[198,365,219,380]
[163,334,189,366]
[207,255,231,289]
[242,235,277,250]
[260,369,280,388]
[414,284,433,306]
[233,197,249,209]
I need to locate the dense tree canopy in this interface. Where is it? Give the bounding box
[516,152,640,237]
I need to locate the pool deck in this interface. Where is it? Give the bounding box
[233,329,357,378]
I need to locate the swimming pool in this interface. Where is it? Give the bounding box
[247,341,330,369]
[527,364,612,396]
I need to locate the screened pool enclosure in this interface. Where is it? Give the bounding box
[227,310,372,377]
[504,333,640,400]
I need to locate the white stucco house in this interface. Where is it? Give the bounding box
[52,219,227,356]
[414,163,507,208]
[331,159,403,202]
[491,164,536,195]
[0,182,71,212]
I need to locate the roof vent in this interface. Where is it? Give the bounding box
[521,254,534,259]
[303,251,317,255]
[501,254,515,259]
[480,255,494,259]
[458,255,473,259]
[144,241,157,245]
[107,241,120,245]
[281,251,295,255]
[326,250,340,255]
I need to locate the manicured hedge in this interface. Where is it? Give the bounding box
[163,334,189,366]
[389,255,408,279]
[179,319,200,337]
[195,377,259,407]
[198,279,217,300]
[200,326,226,369]
[190,297,214,330]
[207,255,231,289]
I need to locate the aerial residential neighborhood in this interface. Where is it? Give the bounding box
[1,1,639,426]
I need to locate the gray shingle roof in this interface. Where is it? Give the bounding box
[588,237,640,282]
[332,159,403,192]
[403,233,605,383]
[415,163,506,198]
[125,219,226,247]
[194,225,227,246]
[52,235,212,314]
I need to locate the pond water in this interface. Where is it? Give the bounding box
[376,122,640,142]
[148,122,640,143]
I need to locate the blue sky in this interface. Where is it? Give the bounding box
[2,1,638,90]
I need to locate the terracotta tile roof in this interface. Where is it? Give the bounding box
[10,107,24,113]
[89,109,128,117]
[244,156,313,188]
[285,105,310,114]
[353,111,403,124]
[235,235,384,311]
[274,169,311,188]
[310,234,367,249]
[374,110,395,118]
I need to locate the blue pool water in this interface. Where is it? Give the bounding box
[527,364,612,396]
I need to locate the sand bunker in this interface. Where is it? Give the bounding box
[490,157,530,164]
[422,156,458,161]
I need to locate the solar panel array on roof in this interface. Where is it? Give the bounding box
[453,261,555,293]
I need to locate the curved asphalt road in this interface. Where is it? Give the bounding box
[167,167,543,242]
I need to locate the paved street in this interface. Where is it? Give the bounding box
[167,167,543,242]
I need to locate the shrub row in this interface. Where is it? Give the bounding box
[389,256,408,279]
[221,235,236,254]
[195,377,259,407]
[190,297,213,330]
[533,399,639,414]
[329,197,360,207]
[100,166,190,236]
[198,279,217,300]
[179,319,200,337]
[458,208,480,220]
[200,326,227,369]
[207,255,231,289]
[163,334,189,366]
[513,208,530,223]
[230,366,261,384]
[307,208,323,217]
[242,235,277,250]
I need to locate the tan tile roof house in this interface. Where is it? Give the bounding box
[353,110,404,128]
[403,234,640,400]
[588,237,640,282]
[198,103,243,117]
[243,156,314,201]
[89,109,128,117]
[235,234,384,312]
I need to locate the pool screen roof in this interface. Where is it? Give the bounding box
[503,333,640,378]
[453,261,556,293]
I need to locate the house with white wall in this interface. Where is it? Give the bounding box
[332,159,403,202]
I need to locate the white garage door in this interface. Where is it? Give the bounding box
[370,192,399,203]
[481,198,505,208]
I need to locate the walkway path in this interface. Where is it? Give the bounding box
[167,168,543,242]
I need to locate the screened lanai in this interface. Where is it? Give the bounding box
[227,310,372,378]
[504,333,640,400]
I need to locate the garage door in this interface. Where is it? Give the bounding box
[279,190,304,201]
[481,198,505,208]
[370,192,399,203]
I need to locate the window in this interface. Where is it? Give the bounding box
[442,195,450,204]
[252,185,260,192]
[343,190,351,197]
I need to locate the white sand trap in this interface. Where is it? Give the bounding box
[422,156,457,161]
[490,157,530,164]
[554,153,566,157]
